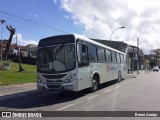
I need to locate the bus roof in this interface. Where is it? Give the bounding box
[38,34,125,55]
[73,34,125,55]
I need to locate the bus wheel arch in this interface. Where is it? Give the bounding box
[91,73,100,92]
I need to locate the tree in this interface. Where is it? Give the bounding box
[152,49,160,61]
[150,49,160,67]
[3,25,16,60]
[15,34,25,72]
[18,49,25,72]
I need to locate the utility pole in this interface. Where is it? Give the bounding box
[0,19,6,61]
[132,47,135,73]
[137,38,140,74]
[16,34,17,45]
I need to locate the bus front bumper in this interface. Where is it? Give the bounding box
[36,82,77,91]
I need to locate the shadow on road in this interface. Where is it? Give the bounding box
[0,80,117,109]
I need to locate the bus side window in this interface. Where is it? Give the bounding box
[81,44,89,61]
[116,53,121,63]
[88,44,97,61]
[77,43,89,66]
[97,47,105,62]
[105,49,111,63]
[125,55,127,64]
[120,54,124,63]
[111,51,117,63]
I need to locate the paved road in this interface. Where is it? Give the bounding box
[0,71,160,120]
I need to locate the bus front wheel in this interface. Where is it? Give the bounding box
[91,76,98,92]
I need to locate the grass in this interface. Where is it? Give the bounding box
[0,60,37,86]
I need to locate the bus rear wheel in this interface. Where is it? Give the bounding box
[91,76,98,92]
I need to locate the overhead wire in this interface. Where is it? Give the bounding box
[0,10,67,34]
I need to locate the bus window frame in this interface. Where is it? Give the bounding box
[77,39,90,67]
[97,46,106,62]
[111,51,117,63]
[105,49,112,63]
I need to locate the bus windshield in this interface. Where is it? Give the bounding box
[37,44,76,73]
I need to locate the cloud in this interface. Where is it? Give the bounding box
[59,0,160,54]
[64,15,69,19]
[13,34,38,46]
[34,14,39,19]
[53,0,58,4]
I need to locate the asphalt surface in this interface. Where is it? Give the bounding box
[0,71,159,120]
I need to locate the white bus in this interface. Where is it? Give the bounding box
[37,34,127,92]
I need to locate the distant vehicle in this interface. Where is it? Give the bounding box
[153,66,159,72]
[36,34,128,92]
[158,66,160,69]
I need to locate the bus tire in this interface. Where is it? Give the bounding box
[117,72,122,83]
[91,76,98,92]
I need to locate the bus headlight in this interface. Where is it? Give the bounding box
[37,76,42,83]
[64,74,76,83]
[37,76,45,83]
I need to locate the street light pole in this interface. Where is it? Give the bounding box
[110,26,125,41]
[137,38,140,74]
[0,19,6,61]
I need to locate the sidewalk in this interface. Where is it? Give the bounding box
[0,83,38,102]
[0,83,36,97]
[127,70,149,78]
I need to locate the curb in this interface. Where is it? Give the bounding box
[127,74,137,78]
[127,72,146,78]
[0,89,53,102]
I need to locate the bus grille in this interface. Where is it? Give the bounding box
[42,74,67,79]
[45,80,63,83]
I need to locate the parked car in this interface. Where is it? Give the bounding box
[153,66,159,72]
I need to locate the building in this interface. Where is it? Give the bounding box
[0,39,37,58]
[24,44,37,58]
[128,45,144,72]
[148,49,160,67]
[0,39,8,56]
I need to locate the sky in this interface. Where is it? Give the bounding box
[1,0,160,54]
